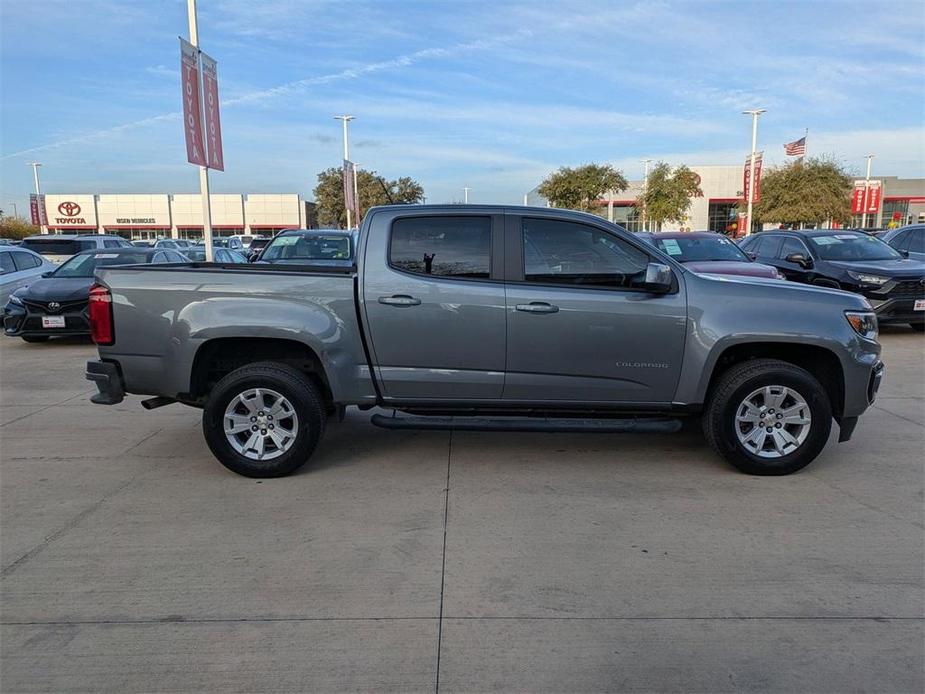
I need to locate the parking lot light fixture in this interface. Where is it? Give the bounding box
[334,115,355,229]
[742,108,766,237]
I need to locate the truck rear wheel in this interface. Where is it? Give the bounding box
[702,359,832,475]
[202,362,325,478]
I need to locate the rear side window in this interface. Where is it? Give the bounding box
[103,240,123,248]
[11,251,41,270]
[751,235,782,258]
[522,218,648,288]
[389,216,491,278]
[0,251,14,274]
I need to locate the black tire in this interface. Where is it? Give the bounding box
[202,361,326,478]
[21,335,49,343]
[909,323,924,333]
[702,359,832,475]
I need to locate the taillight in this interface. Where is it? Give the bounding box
[88,283,114,345]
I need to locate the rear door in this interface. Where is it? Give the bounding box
[362,210,506,400]
[502,213,687,404]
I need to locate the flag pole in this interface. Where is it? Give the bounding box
[801,127,808,162]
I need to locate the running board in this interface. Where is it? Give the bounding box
[370,413,682,434]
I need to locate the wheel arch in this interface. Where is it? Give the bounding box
[702,341,845,417]
[188,337,334,406]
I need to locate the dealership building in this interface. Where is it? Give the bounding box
[526,165,925,233]
[38,193,318,240]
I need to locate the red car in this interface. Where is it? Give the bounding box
[636,231,784,279]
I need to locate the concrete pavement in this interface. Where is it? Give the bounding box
[1,329,922,692]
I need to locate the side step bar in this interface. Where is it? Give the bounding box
[370,413,682,434]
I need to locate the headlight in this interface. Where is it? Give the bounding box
[8,294,23,306]
[847,271,889,286]
[845,310,878,340]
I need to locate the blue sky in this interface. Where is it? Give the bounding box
[1,0,923,215]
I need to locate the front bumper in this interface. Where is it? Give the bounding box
[3,300,90,337]
[865,281,924,324]
[86,360,125,405]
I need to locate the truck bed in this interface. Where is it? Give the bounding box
[95,263,375,404]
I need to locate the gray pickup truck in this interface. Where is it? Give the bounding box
[86,205,883,478]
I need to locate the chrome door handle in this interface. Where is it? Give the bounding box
[515,302,559,314]
[378,295,421,306]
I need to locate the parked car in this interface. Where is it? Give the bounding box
[879,225,925,262]
[228,234,254,250]
[636,231,784,279]
[182,246,249,263]
[20,234,133,265]
[738,229,925,330]
[255,229,354,267]
[154,238,195,250]
[132,240,155,248]
[0,246,58,305]
[196,237,245,251]
[3,247,187,342]
[87,205,883,479]
[246,236,271,261]
[0,238,22,246]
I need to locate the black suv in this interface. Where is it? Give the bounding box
[739,229,925,330]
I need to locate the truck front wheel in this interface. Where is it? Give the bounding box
[202,362,325,478]
[702,359,832,475]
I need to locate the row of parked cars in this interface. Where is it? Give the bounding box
[2,223,923,344]
[1,229,355,342]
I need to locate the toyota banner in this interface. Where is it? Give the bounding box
[179,37,207,168]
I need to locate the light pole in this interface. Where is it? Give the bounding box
[861,154,874,229]
[27,162,46,233]
[352,162,361,228]
[742,108,766,236]
[640,159,652,231]
[463,187,470,204]
[334,115,355,229]
[187,0,214,261]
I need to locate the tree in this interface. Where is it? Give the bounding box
[313,168,424,228]
[0,216,39,240]
[537,163,627,212]
[636,162,702,230]
[750,157,853,227]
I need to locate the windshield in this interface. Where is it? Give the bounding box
[654,235,748,262]
[807,233,902,261]
[53,251,151,278]
[21,238,94,256]
[261,234,352,262]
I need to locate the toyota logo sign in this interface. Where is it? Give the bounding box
[58,201,81,217]
[47,302,61,312]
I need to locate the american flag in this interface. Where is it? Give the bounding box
[783,136,806,156]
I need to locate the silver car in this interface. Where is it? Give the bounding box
[0,247,57,305]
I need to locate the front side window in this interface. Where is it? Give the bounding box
[522,218,648,288]
[779,237,809,259]
[907,229,925,254]
[0,251,14,274]
[390,216,491,278]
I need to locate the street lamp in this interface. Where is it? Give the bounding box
[861,154,874,229]
[334,115,355,229]
[741,109,766,236]
[463,186,470,204]
[27,162,46,233]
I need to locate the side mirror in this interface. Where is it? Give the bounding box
[41,271,53,278]
[642,262,673,293]
[745,251,757,261]
[785,253,813,269]
[900,249,910,259]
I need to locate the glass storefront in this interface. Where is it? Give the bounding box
[708,201,742,235]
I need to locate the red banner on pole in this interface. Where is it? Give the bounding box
[200,51,224,171]
[180,38,207,167]
[865,180,882,214]
[851,181,866,214]
[29,194,43,226]
[743,153,763,204]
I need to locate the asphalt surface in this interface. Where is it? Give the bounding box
[1,329,923,693]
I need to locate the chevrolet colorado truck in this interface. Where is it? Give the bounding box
[86,205,884,478]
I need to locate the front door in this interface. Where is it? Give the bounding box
[362,211,506,401]
[503,215,687,404]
